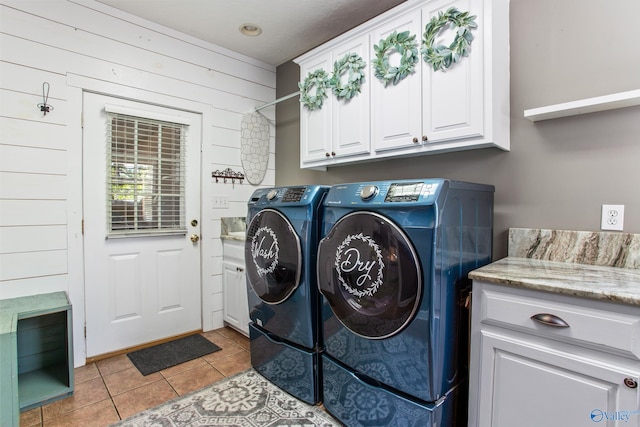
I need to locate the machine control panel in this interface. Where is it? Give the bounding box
[360,185,379,201]
[325,180,442,205]
[384,182,424,202]
[281,187,307,202]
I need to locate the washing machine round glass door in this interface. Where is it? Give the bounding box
[245,209,302,304]
[317,211,422,339]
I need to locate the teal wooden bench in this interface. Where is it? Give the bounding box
[0,292,74,426]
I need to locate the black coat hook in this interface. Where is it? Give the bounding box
[37,82,54,116]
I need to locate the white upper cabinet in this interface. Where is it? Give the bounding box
[299,52,333,164]
[294,0,510,169]
[371,8,423,152]
[299,34,371,167]
[420,0,484,143]
[332,35,371,160]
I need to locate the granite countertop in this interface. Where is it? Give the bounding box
[469,228,640,306]
[469,257,640,306]
[221,217,246,241]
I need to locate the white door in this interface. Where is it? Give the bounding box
[371,8,423,152]
[83,92,202,357]
[299,51,333,164]
[421,0,484,143]
[222,261,248,335]
[331,34,371,159]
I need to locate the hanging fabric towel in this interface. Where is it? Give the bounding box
[241,112,270,185]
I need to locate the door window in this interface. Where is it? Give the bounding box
[317,211,422,339]
[245,209,302,304]
[107,112,186,236]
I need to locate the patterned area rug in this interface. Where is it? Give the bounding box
[112,369,341,426]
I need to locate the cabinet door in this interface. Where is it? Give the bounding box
[223,262,248,335]
[421,0,483,143]
[476,332,640,427]
[332,34,371,159]
[371,8,423,152]
[299,52,333,164]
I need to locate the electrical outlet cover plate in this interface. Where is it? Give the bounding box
[212,196,229,209]
[601,204,624,231]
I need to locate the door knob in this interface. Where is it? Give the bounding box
[190,234,200,243]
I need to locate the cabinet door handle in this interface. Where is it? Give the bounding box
[624,378,638,389]
[530,313,570,328]
[236,267,244,272]
[412,137,419,143]
[422,135,428,141]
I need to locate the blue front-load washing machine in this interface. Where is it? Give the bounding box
[245,185,329,405]
[317,179,494,426]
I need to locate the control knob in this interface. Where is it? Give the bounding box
[360,185,378,200]
[266,189,278,200]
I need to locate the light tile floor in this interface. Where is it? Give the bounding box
[20,327,251,427]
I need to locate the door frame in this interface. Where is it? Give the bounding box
[66,74,214,365]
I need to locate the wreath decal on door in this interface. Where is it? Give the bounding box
[421,7,478,71]
[372,30,419,87]
[328,52,367,100]
[298,69,330,111]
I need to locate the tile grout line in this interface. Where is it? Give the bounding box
[27,328,249,426]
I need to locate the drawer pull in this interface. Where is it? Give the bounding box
[236,267,244,272]
[624,378,638,389]
[530,313,570,328]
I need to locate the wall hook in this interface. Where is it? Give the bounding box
[212,168,245,184]
[37,82,54,116]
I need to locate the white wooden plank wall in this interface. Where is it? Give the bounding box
[0,0,276,363]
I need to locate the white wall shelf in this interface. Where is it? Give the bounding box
[524,89,640,122]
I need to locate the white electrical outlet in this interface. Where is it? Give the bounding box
[601,204,624,231]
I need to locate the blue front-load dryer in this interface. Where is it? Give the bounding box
[317,179,494,426]
[245,185,329,405]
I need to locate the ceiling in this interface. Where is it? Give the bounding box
[96,0,407,66]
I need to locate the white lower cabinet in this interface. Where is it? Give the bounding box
[222,240,249,336]
[469,281,640,427]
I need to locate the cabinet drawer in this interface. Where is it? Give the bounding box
[479,289,640,357]
[222,241,245,264]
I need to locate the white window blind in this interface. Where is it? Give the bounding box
[106,111,187,237]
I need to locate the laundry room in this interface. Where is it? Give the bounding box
[1,0,639,426]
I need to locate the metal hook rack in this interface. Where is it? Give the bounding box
[212,168,245,184]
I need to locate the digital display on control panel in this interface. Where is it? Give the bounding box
[384,182,424,202]
[282,187,307,202]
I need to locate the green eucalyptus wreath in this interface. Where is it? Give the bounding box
[328,52,367,100]
[373,30,419,87]
[421,7,478,72]
[298,69,330,111]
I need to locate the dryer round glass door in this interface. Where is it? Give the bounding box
[245,209,302,304]
[317,211,422,339]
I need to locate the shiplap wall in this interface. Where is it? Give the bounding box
[0,0,275,365]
